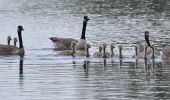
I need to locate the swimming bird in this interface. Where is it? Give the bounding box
[119,45,123,58]
[93,43,110,58]
[110,43,115,57]
[135,31,160,58]
[49,16,90,50]
[7,36,12,45]
[102,43,109,58]
[13,37,18,47]
[162,46,170,60]
[135,44,156,59]
[57,41,76,56]
[0,25,25,55]
[76,43,91,57]
[93,45,103,57]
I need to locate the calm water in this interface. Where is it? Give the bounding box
[0,0,170,99]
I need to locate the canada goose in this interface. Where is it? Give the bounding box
[49,16,90,50]
[57,41,76,56]
[102,43,109,58]
[162,46,170,60]
[13,37,18,47]
[135,31,160,58]
[93,45,103,57]
[110,43,115,57]
[7,36,12,45]
[76,43,91,57]
[119,45,123,58]
[0,25,25,55]
[93,43,112,58]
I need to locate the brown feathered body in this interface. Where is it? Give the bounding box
[49,37,78,50]
[162,46,170,60]
[0,44,25,55]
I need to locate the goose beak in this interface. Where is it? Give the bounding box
[18,25,24,31]
[84,16,90,21]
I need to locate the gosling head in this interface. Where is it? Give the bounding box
[84,16,90,22]
[103,43,107,49]
[85,43,91,49]
[14,37,18,46]
[119,45,123,50]
[110,44,115,50]
[71,41,76,47]
[7,36,12,45]
[99,45,102,52]
[14,37,18,42]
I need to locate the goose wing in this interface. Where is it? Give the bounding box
[0,44,18,55]
[49,37,78,50]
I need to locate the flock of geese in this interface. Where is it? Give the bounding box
[0,16,170,60]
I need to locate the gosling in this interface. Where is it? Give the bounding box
[7,36,12,45]
[76,43,91,57]
[93,45,103,57]
[13,37,18,47]
[57,41,76,56]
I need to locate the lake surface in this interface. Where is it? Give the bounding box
[0,0,170,99]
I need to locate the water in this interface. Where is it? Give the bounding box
[0,0,170,99]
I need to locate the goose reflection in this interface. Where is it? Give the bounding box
[119,59,123,66]
[83,60,90,72]
[19,56,24,75]
[19,56,24,89]
[135,59,138,67]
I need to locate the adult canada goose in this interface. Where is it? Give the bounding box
[49,16,90,50]
[0,25,25,55]
[162,46,170,60]
[7,36,12,45]
[136,31,160,58]
[76,43,91,57]
[93,45,103,57]
[13,37,18,47]
[57,41,76,56]
[135,45,156,59]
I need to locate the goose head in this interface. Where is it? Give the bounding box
[85,43,91,57]
[18,25,24,32]
[119,45,123,51]
[7,36,12,45]
[84,16,90,22]
[71,41,76,47]
[110,44,115,51]
[103,43,107,49]
[85,43,91,49]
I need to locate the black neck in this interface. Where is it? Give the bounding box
[81,20,87,39]
[145,35,151,47]
[18,31,24,48]
[8,40,10,45]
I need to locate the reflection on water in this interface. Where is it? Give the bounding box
[0,0,170,99]
[0,56,170,99]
